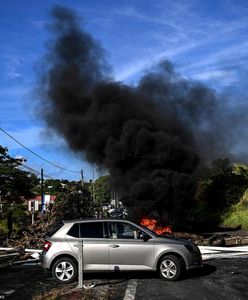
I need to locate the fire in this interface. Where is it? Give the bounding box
[140,218,173,235]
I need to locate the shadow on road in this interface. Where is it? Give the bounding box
[184,263,217,279]
[0,263,217,299]
[83,262,217,284]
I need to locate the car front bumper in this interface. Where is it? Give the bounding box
[186,251,203,270]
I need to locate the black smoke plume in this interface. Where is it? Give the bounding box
[38,6,245,227]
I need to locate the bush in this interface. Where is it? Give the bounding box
[192,159,248,228]
[0,220,8,237]
[222,190,248,230]
[0,203,29,238]
[222,207,248,230]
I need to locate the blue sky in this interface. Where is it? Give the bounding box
[0,0,247,180]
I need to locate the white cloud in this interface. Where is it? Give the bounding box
[4,54,23,79]
[114,42,197,81]
[192,70,232,81]
[111,2,248,83]
[29,20,47,29]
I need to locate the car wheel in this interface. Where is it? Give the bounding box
[158,255,183,281]
[52,257,78,283]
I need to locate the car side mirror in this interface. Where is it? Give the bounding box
[140,233,150,242]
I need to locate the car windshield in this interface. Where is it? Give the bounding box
[138,224,159,237]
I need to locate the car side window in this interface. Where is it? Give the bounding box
[103,222,109,238]
[79,222,104,238]
[67,223,79,238]
[138,230,151,240]
[108,222,142,239]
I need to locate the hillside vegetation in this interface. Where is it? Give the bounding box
[222,185,248,230]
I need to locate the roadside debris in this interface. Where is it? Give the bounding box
[2,213,59,250]
[140,218,248,247]
[0,249,20,268]
[200,245,248,260]
[0,247,41,268]
[174,231,248,247]
[0,213,57,265]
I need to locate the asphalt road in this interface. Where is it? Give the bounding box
[0,264,59,299]
[108,257,248,300]
[0,258,248,299]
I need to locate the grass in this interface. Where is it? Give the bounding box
[222,193,248,230]
[33,287,100,300]
[0,219,23,239]
[0,220,8,237]
[222,208,248,230]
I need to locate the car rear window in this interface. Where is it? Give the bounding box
[67,223,79,238]
[45,222,64,238]
[80,222,104,238]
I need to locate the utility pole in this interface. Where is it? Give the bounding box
[81,169,84,187]
[92,167,95,204]
[0,190,2,213]
[41,168,45,212]
[31,200,35,224]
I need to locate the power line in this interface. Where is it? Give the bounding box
[20,164,54,179]
[0,149,54,179]
[0,127,80,174]
[20,164,40,175]
[1,148,88,181]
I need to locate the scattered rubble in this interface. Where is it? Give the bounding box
[0,249,20,268]
[0,213,59,262]
[2,213,59,249]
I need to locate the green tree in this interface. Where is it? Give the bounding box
[43,179,68,194]
[51,188,94,221]
[0,145,38,236]
[93,175,111,206]
[0,146,36,203]
[193,159,248,226]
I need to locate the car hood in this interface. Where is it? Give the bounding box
[153,235,192,245]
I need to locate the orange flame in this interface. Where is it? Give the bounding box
[140,218,173,235]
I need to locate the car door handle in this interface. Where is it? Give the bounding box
[109,244,119,248]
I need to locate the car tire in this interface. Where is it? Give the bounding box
[52,257,78,283]
[158,255,184,281]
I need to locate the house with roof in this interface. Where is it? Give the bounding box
[28,195,56,212]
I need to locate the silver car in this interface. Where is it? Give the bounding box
[41,219,202,283]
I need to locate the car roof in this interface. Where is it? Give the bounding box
[61,218,158,238]
[63,218,131,224]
